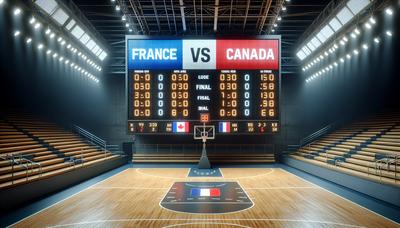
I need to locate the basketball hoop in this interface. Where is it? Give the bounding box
[194,116,215,169]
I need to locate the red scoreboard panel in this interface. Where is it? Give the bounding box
[126,36,281,134]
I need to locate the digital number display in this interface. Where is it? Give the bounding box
[126,37,280,134]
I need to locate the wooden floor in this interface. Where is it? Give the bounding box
[12,168,398,228]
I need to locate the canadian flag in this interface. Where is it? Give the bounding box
[173,122,189,133]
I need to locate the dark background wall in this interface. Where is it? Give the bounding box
[1,7,399,154]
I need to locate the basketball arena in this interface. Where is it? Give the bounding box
[0,0,399,227]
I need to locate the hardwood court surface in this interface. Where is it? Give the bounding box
[12,168,398,227]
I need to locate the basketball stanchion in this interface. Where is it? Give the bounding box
[194,113,215,169]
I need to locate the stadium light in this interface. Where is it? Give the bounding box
[34,22,42,30]
[277,16,282,21]
[29,17,36,24]
[385,8,393,15]
[14,30,21,37]
[282,6,287,11]
[115,5,120,11]
[386,30,393,37]
[13,7,21,15]
[45,28,51,34]
[353,49,359,55]
[369,17,376,24]
[46,49,52,55]
[38,44,44,50]
[374,37,380,43]
[50,33,55,39]
[122,15,126,21]
[364,22,371,29]
[26,37,32,44]
[0,0,5,6]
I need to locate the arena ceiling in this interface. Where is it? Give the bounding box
[72,0,331,74]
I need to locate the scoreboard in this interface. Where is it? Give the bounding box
[126,36,281,134]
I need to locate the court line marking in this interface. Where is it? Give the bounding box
[280,168,400,226]
[158,181,255,215]
[245,186,319,190]
[46,218,365,228]
[8,168,130,228]
[136,167,274,180]
[162,222,251,228]
[90,187,168,190]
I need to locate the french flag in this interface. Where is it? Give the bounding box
[173,122,189,133]
[219,122,230,133]
[191,188,221,197]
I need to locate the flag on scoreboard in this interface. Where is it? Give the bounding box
[173,122,189,133]
[219,122,230,133]
[190,188,221,197]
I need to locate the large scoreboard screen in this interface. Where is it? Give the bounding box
[126,36,281,134]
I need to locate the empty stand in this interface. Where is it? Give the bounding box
[289,112,400,186]
[0,113,122,189]
[133,144,276,163]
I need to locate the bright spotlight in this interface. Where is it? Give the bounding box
[13,8,21,16]
[50,33,55,39]
[37,44,44,50]
[277,16,282,21]
[53,53,58,58]
[340,58,344,63]
[374,37,380,43]
[14,30,20,37]
[369,17,376,24]
[346,54,351,59]
[129,28,133,32]
[362,44,368,50]
[386,30,393,37]
[353,49,359,55]
[273,23,278,27]
[34,22,41,29]
[125,23,130,28]
[29,17,36,24]
[334,62,338,67]
[122,15,126,21]
[46,49,52,55]
[271,29,275,33]
[351,33,356,38]
[26,38,32,44]
[282,6,287,11]
[385,8,393,15]
[0,0,5,6]
[116,5,120,11]
[365,22,371,29]
[354,28,360,35]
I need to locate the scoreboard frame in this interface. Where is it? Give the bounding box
[125,35,281,135]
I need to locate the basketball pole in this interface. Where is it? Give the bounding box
[198,122,211,169]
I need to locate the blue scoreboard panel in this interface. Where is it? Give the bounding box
[126,36,281,134]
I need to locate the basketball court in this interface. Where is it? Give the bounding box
[11,167,397,227]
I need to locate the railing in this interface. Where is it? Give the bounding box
[135,144,275,155]
[73,125,107,154]
[1,153,43,185]
[73,125,124,158]
[373,153,399,183]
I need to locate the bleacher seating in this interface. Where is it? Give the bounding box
[0,114,121,189]
[133,144,276,163]
[289,112,400,186]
